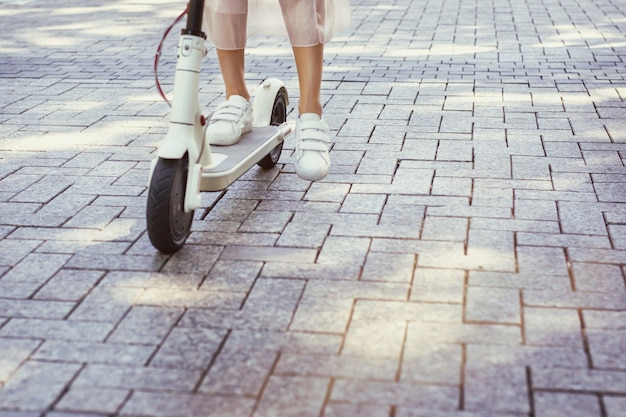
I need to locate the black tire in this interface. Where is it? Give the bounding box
[257,90,287,169]
[146,156,194,253]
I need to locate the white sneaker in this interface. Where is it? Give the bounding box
[294,113,331,181]
[206,95,253,146]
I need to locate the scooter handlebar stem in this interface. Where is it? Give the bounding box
[182,0,206,38]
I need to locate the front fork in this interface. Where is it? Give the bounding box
[151,2,209,213]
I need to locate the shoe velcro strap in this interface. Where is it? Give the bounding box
[299,119,329,131]
[299,140,329,152]
[210,112,241,123]
[299,129,330,143]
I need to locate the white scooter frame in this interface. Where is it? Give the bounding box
[146,0,291,253]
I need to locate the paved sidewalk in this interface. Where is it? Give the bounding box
[1,0,626,415]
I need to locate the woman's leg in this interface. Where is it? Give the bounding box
[216,48,250,101]
[292,44,324,116]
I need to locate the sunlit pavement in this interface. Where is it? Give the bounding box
[1,0,625,415]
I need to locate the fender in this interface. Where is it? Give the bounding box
[253,78,289,127]
[157,138,188,159]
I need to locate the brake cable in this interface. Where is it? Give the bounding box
[154,6,189,107]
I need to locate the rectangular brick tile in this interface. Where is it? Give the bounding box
[150,327,227,370]
[0,361,82,412]
[534,392,602,417]
[467,344,588,368]
[304,279,408,300]
[220,245,317,263]
[331,379,459,410]
[401,343,462,385]
[0,338,41,383]
[524,290,626,309]
[583,310,626,330]
[532,367,626,394]
[325,404,392,417]
[290,296,353,333]
[199,349,277,396]
[107,306,183,345]
[587,330,626,370]
[411,268,465,304]
[225,330,342,354]
[275,353,397,380]
[361,252,415,283]
[465,365,530,414]
[73,364,201,391]
[572,263,625,292]
[407,322,522,345]
[68,285,143,323]
[254,376,330,417]
[34,269,104,301]
[33,341,154,366]
[121,391,255,417]
[55,387,129,415]
[0,318,114,343]
[0,299,74,320]
[136,288,243,309]
[523,307,583,348]
[465,287,521,324]
[0,253,70,284]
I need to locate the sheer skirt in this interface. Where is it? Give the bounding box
[203,0,352,50]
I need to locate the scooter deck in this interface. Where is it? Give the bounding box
[200,125,287,192]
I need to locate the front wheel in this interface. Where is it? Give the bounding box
[146,155,194,253]
[257,90,287,169]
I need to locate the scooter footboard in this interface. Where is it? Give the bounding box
[200,124,288,191]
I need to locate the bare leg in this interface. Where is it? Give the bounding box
[216,48,250,101]
[292,44,324,116]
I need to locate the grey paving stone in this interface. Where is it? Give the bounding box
[324,404,391,417]
[120,392,255,417]
[0,338,41,383]
[587,330,626,370]
[402,343,462,385]
[467,344,588,369]
[34,269,104,301]
[572,262,625,292]
[72,364,201,392]
[0,361,81,412]
[33,341,154,366]
[2,250,70,284]
[331,379,459,410]
[532,367,626,394]
[149,327,227,370]
[107,306,183,345]
[407,322,522,345]
[0,299,74,320]
[68,285,143,323]
[523,307,583,348]
[604,396,626,417]
[465,365,530,414]
[534,392,602,417]
[465,287,521,324]
[584,310,626,330]
[290,296,352,333]
[55,387,129,415]
[254,376,330,417]
[524,290,626,310]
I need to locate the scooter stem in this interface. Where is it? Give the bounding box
[184,0,205,37]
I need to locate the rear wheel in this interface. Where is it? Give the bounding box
[257,90,287,169]
[146,155,194,253]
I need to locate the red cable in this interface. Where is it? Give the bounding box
[154,6,189,107]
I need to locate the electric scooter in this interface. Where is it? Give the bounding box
[146,0,291,254]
